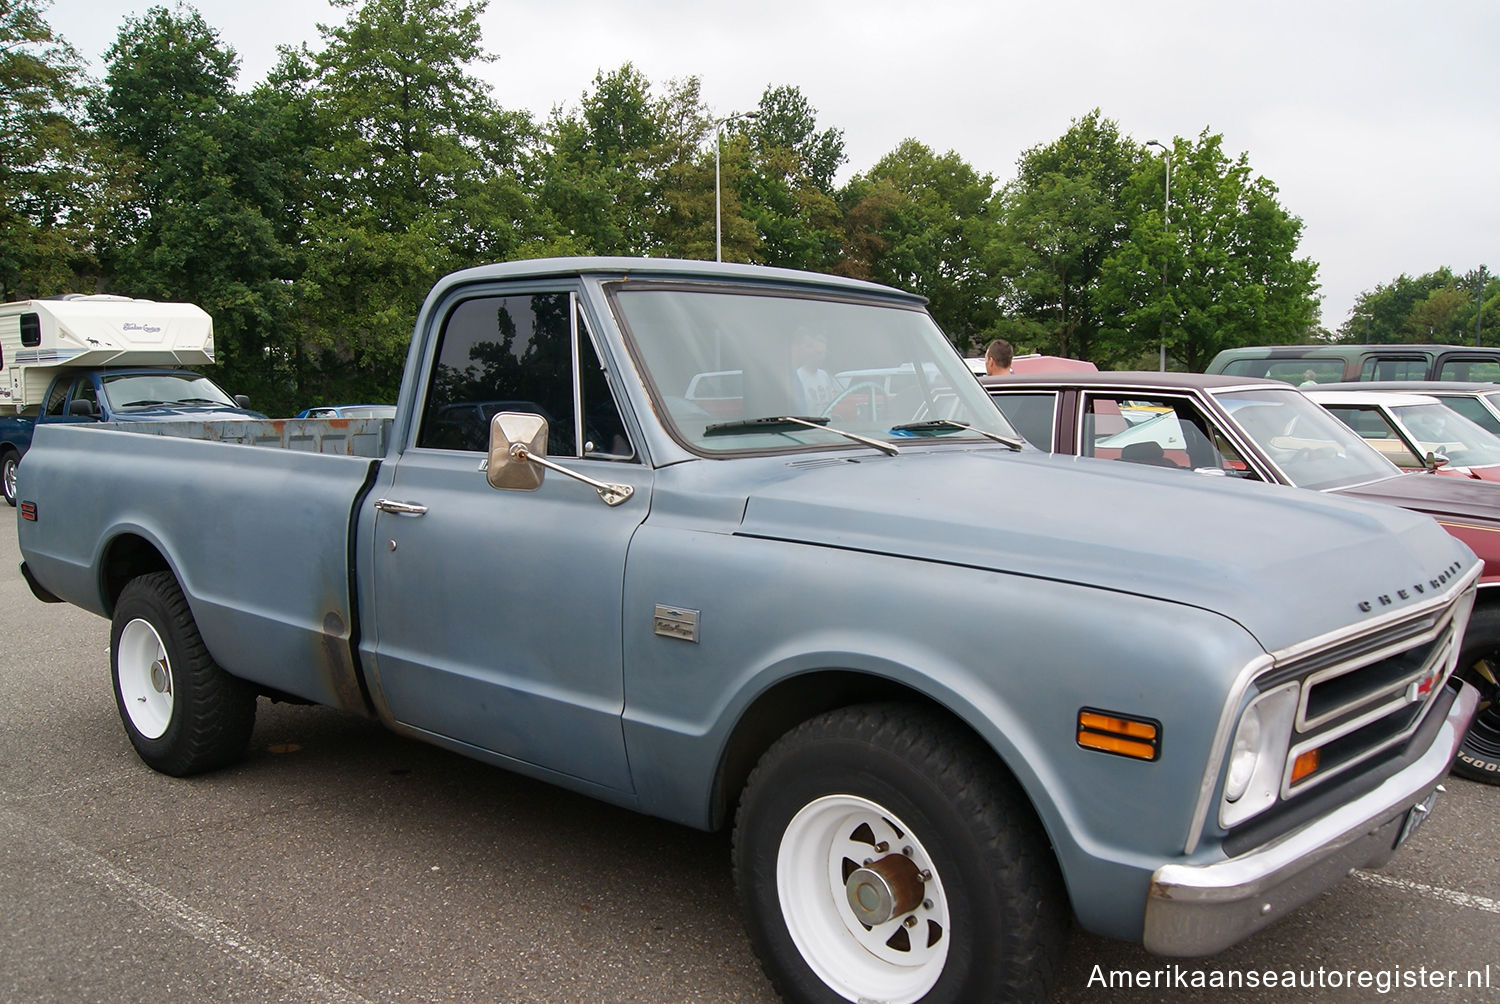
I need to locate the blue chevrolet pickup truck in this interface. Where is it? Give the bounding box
[15,258,1483,1003]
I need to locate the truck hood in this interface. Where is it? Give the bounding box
[730,449,1475,653]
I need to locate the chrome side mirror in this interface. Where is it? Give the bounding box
[486,411,634,506]
[487,412,548,492]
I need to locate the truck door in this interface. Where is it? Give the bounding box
[367,286,649,793]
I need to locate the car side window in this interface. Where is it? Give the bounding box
[1361,356,1427,381]
[43,380,70,417]
[988,392,1056,450]
[1083,394,1229,472]
[418,292,576,455]
[1438,396,1500,435]
[1322,405,1423,467]
[417,292,634,462]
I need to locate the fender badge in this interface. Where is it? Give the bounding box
[654,605,700,643]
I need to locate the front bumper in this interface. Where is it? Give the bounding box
[1142,680,1478,956]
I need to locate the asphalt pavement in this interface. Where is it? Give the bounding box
[1,515,1496,1003]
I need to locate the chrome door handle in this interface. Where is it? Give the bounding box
[374,498,428,516]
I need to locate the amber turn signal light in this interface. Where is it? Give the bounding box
[1290,748,1320,784]
[1077,708,1161,761]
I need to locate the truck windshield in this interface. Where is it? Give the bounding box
[100,372,238,411]
[1212,388,1401,490]
[610,284,1019,454]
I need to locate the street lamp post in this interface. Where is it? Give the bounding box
[1146,139,1172,371]
[714,111,758,262]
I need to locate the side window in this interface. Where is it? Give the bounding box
[1322,405,1423,467]
[1438,358,1500,382]
[418,293,576,455]
[1438,396,1500,435]
[71,377,100,417]
[578,306,634,460]
[989,392,1057,450]
[1361,356,1427,381]
[416,292,636,462]
[20,312,41,347]
[43,379,70,417]
[1083,394,1226,472]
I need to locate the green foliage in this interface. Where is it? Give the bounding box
[1339,267,1497,346]
[990,110,1138,360]
[840,140,997,353]
[87,5,298,409]
[0,0,92,297]
[1095,130,1319,371]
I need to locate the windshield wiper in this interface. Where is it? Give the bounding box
[890,419,1026,451]
[117,399,172,407]
[704,415,901,456]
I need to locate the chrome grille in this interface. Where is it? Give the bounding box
[1278,590,1472,797]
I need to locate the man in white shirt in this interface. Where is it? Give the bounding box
[793,330,836,413]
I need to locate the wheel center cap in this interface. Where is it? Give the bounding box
[150,660,169,694]
[845,852,924,926]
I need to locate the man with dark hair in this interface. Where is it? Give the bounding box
[984,338,1014,376]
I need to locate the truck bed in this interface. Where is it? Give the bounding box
[17,421,384,712]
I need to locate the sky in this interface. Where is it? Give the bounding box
[38,0,1500,332]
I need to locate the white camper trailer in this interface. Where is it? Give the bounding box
[0,295,214,414]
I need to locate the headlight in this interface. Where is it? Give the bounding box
[1224,705,1262,802]
[1220,683,1299,829]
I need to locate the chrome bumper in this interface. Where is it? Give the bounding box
[1142,681,1477,957]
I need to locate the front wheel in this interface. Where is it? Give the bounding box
[1453,606,1500,784]
[2,448,18,506]
[111,571,257,776]
[733,704,1066,1003]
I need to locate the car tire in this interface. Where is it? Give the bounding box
[1452,605,1500,784]
[732,703,1066,1004]
[111,571,257,776]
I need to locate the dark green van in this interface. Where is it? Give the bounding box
[1205,344,1500,385]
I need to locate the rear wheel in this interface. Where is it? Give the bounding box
[1453,606,1500,784]
[2,449,18,506]
[111,571,256,775]
[733,703,1066,1003]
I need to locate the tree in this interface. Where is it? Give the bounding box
[838,140,997,352]
[1339,267,1497,345]
[741,84,846,270]
[297,0,547,405]
[1095,130,1319,371]
[0,0,92,298]
[88,5,299,409]
[990,110,1138,360]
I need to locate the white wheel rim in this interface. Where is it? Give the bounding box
[117,618,174,739]
[3,457,15,499]
[777,794,951,1004]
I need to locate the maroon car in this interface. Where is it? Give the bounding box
[983,370,1500,784]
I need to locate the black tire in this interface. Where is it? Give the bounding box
[1452,605,1500,784]
[732,703,1067,1004]
[2,448,18,506]
[110,571,257,776]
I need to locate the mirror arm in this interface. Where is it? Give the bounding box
[511,444,634,507]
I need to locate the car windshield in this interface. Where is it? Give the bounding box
[611,284,1020,454]
[1388,402,1500,467]
[100,372,238,411]
[1211,388,1401,490]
